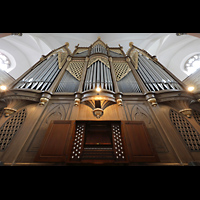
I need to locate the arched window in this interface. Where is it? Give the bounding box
[184,54,200,75]
[0,52,11,71]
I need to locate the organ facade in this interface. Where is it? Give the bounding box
[0,37,200,165]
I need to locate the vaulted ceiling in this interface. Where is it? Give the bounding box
[0,33,199,81]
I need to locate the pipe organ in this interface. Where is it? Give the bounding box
[1,37,200,166]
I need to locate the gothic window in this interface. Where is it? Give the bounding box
[169,109,200,151]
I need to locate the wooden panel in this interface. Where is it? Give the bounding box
[85,122,112,145]
[122,121,159,163]
[34,120,75,162]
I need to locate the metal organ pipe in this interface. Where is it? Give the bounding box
[35,56,58,90]
[107,67,113,91]
[137,59,155,91]
[84,66,90,91]
[100,62,104,89]
[93,62,97,89]
[28,57,56,90]
[15,54,61,92]
[140,56,169,90]
[138,56,159,91]
[145,55,182,90]
[42,65,60,91]
[91,44,107,55]
[89,63,94,90]
[136,54,182,92]
[83,60,113,92]
[97,61,100,88]
[148,59,182,90]
[104,63,108,90]
[140,56,165,90]
[22,55,53,83]
[28,55,57,83]
[13,42,183,97]
[20,56,56,89]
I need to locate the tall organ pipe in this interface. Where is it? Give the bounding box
[14,54,61,91]
[25,55,57,83]
[137,54,182,91]
[138,57,159,91]
[83,60,113,92]
[100,62,104,89]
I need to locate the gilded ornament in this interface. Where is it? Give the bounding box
[147,98,157,107]
[39,97,49,106]
[129,42,134,47]
[93,108,104,118]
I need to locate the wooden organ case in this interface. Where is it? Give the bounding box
[34,120,159,164]
[1,37,200,166]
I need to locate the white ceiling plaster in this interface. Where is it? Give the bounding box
[0,33,199,81]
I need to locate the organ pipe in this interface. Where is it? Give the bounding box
[14,54,61,91]
[137,54,182,92]
[83,60,113,92]
[12,38,184,97]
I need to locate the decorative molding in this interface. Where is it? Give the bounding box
[46,46,69,60]
[129,49,139,70]
[66,60,85,81]
[126,103,168,153]
[58,51,68,69]
[74,98,80,106]
[27,103,70,152]
[82,99,116,119]
[117,98,123,106]
[2,95,40,103]
[88,56,110,68]
[1,98,35,117]
[130,104,151,124]
[91,39,107,49]
[110,48,123,55]
[39,97,49,106]
[147,98,158,107]
[179,108,192,118]
[93,108,104,118]
[113,61,131,81]
[4,108,17,117]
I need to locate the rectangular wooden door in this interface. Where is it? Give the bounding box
[34,120,75,163]
[121,121,159,163]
